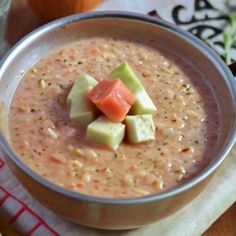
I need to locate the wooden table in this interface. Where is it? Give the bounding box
[1,0,235,235]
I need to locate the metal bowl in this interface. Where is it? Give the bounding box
[0,12,236,230]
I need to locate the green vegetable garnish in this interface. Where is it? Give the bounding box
[125,115,155,143]
[223,13,236,65]
[87,116,125,149]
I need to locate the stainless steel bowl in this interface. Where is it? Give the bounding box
[0,12,236,230]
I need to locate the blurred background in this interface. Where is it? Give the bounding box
[2,0,102,52]
[1,0,236,62]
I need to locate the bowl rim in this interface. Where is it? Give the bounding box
[0,11,236,205]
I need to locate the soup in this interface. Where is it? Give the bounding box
[9,35,219,198]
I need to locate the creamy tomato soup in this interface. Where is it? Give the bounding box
[9,36,219,198]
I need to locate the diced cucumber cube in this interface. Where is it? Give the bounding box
[67,74,97,104]
[130,89,157,115]
[71,111,94,126]
[109,63,143,93]
[125,115,155,143]
[109,63,157,115]
[70,90,96,126]
[87,116,125,149]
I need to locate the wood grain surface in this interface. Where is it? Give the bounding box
[0,0,235,235]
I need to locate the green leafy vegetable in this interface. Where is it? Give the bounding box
[223,13,236,65]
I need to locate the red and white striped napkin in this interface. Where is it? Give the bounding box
[1,0,236,235]
[0,157,60,235]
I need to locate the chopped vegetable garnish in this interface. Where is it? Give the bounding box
[67,74,98,104]
[87,116,125,149]
[125,115,155,143]
[109,63,157,114]
[109,63,143,93]
[129,89,157,115]
[87,79,136,122]
[70,90,97,126]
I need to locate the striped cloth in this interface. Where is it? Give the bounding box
[0,157,60,235]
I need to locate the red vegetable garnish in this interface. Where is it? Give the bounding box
[87,79,136,122]
[90,47,99,56]
[77,182,85,188]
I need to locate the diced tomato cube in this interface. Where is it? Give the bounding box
[87,79,136,122]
